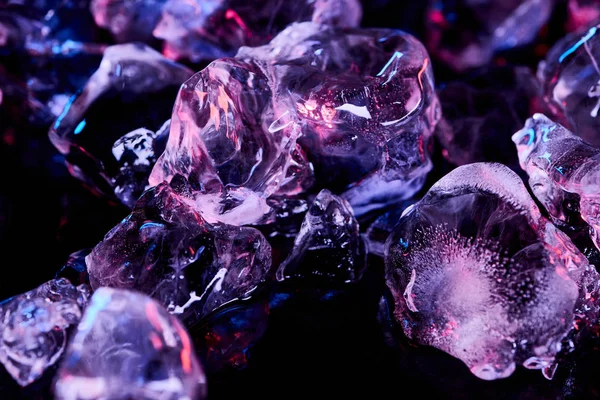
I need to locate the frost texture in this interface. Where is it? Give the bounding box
[154,0,362,62]
[48,43,192,203]
[151,22,440,220]
[540,23,600,147]
[85,181,272,325]
[54,287,206,400]
[513,113,600,251]
[276,189,366,284]
[426,0,554,71]
[384,162,598,381]
[112,120,171,208]
[0,278,90,386]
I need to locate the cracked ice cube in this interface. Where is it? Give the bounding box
[0,278,90,386]
[512,113,600,251]
[276,189,366,284]
[53,287,206,400]
[85,181,272,325]
[385,162,598,380]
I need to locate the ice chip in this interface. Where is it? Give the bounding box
[276,189,366,284]
[112,120,171,207]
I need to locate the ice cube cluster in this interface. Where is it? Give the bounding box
[4,1,600,398]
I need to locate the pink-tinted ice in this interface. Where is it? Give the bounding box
[86,181,272,325]
[539,23,600,147]
[385,162,599,381]
[54,287,206,400]
[151,22,440,220]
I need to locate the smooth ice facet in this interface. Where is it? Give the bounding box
[53,287,206,400]
[56,249,91,286]
[539,23,600,147]
[385,162,597,380]
[513,113,600,250]
[86,181,272,324]
[153,0,362,62]
[194,300,269,372]
[149,51,315,225]
[0,279,90,386]
[276,189,366,284]
[364,200,414,257]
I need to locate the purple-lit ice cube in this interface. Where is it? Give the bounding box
[0,279,90,386]
[385,162,598,380]
[152,22,440,220]
[86,181,272,325]
[153,0,362,62]
[53,287,206,400]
